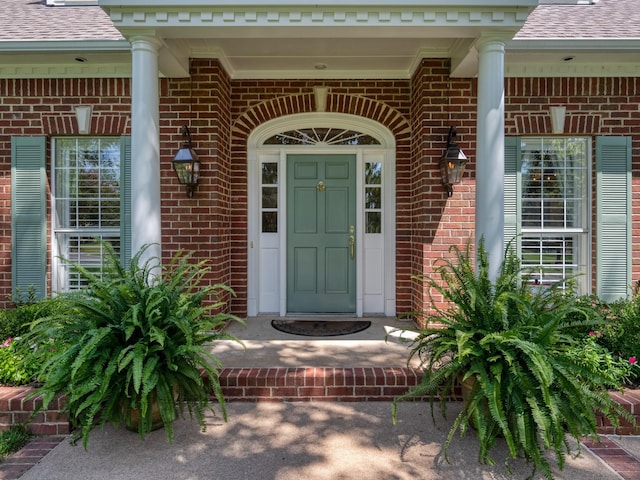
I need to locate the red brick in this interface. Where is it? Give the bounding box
[298,387,326,397]
[26,424,60,436]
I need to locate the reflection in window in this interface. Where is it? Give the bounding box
[365,188,381,209]
[264,128,380,146]
[366,212,381,234]
[522,235,580,287]
[365,162,382,233]
[262,187,278,209]
[262,163,278,184]
[53,137,121,291]
[261,162,278,233]
[519,137,588,290]
[365,162,382,184]
[262,212,278,233]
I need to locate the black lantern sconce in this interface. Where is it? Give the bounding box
[439,126,468,197]
[172,125,200,198]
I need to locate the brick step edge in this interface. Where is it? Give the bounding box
[1,369,638,435]
[596,389,640,435]
[219,367,429,402]
[220,367,639,435]
[0,386,69,435]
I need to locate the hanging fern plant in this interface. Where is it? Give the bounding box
[29,242,244,449]
[393,239,635,480]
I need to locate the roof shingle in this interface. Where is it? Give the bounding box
[516,0,640,39]
[1,0,639,43]
[0,0,123,41]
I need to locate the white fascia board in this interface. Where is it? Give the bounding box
[0,40,131,53]
[100,1,537,7]
[0,64,132,79]
[101,5,536,31]
[48,0,98,5]
[508,38,640,51]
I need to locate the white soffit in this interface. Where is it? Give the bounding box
[505,38,640,77]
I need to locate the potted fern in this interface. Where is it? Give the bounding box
[29,243,243,449]
[393,239,634,480]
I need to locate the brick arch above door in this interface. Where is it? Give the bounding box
[231,91,411,145]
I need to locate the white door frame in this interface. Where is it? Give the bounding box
[247,113,396,317]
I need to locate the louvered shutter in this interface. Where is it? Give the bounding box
[120,136,132,266]
[596,136,631,302]
[504,136,520,256]
[11,137,47,300]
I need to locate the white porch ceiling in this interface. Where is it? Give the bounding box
[98,1,537,79]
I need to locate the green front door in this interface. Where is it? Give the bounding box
[287,154,356,313]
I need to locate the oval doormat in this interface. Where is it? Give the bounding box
[271,319,371,337]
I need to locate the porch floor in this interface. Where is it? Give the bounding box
[211,316,422,368]
[210,317,426,402]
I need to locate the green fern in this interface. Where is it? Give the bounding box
[393,238,634,480]
[28,242,244,449]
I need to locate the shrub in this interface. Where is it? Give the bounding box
[0,295,65,340]
[0,338,41,386]
[0,296,63,386]
[0,424,31,460]
[393,239,633,480]
[563,332,632,389]
[29,243,244,448]
[598,297,640,384]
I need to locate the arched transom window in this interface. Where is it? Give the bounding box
[263,127,381,146]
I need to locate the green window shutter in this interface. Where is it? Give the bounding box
[504,136,520,256]
[596,136,631,302]
[120,136,132,266]
[11,136,47,300]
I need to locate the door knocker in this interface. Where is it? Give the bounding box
[317,181,325,192]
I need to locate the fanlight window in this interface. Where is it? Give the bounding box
[264,128,380,146]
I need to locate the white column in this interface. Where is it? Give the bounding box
[475,34,506,280]
[130,36,162,267]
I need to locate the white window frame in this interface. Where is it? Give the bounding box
[517,136,592,293]
[51,137,121,292]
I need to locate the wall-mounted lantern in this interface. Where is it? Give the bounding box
[439,126,468,197]
[172,125,200,198]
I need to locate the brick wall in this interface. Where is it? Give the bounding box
[161,61,235,307]
[0,386,69,436]
[1,65,640,316]
[0,78,131,310]
[409,60,477,323]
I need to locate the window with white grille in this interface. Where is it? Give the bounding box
[52,137,121,290]
[519,137,589,290]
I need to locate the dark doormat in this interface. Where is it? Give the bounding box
[271,319,371,337]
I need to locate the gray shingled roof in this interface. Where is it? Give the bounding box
[0,0,123,41]
[516,0,640,39]
[1,0,639,43]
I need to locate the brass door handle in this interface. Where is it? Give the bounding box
[349,235,355,259]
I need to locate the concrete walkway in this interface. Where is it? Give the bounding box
[16,402,633,480]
